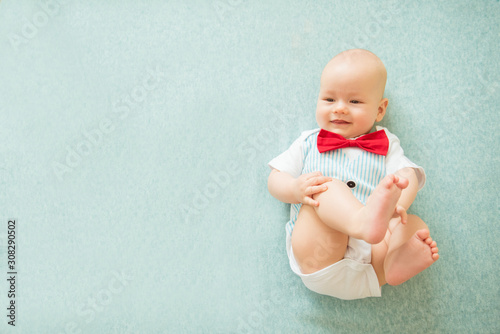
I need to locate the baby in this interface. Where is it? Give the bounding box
[267,49,439,300]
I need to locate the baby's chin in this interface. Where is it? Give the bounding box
[320,123,352,137]
[320,124,372,139]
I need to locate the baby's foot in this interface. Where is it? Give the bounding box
[384,229,439,286]
[357,174,408,244]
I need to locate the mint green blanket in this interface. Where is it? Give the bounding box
[0,0,498,332]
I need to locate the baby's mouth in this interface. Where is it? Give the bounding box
[331,120,350,125]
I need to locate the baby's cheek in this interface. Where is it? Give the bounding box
[315,107,329,126]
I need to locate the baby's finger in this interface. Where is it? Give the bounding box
[318,183,330,193]
[318,176,333,184]
[308,175,332,186]
[305,171,323,180]
[303,196,319,207]
[307,184,328,195]
[304,185,324,197]
[396,205,407,224]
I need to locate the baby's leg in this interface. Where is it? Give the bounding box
[291,204,348,274]
[313,175,408,244]
[372,215,439,286]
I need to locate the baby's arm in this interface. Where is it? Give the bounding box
[267,169,332,207]
[394,167,419,223]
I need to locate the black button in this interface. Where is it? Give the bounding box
[346,180,356,188]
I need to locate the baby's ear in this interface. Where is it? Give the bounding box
[376,98,389,121]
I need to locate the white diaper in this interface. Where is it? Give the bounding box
[286,234,381,300]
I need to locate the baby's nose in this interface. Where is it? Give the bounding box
[333,102,348,114]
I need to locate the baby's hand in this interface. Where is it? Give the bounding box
[293,172,332,207]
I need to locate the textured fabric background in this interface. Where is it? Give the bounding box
[0,0,499,333]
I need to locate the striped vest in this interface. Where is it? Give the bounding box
[286,131,386,236]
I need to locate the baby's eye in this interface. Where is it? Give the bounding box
[325,98,334,102]
[350,100,361,104]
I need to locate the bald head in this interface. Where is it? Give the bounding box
[321,49,387,99]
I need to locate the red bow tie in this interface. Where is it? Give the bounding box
[317,129,389,156]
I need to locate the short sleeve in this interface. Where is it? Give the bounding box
[268,130,317,178]
[378,126,426,190]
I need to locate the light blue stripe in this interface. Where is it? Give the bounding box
[357,152,363,201]
[361,152,369,203]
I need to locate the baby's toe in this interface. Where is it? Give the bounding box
[380,174,396,188]
[415,229,430,241]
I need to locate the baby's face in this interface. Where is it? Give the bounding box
[316,53,388,139]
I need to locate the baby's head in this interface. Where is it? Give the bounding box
[316,49,389,139]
